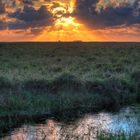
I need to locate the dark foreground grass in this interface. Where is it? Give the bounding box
[0,42,140,136]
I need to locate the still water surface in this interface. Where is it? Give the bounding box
[2,105,140,140]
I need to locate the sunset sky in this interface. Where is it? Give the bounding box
[0,0,140,42]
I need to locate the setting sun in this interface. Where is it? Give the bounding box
[34,0,100,41]
[47,0,80,28]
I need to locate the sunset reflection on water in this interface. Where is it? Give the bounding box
[2,106,140,140]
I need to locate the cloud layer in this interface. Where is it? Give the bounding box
[0,0,53,31]
[0,0,140,37]
[74,0,140,28]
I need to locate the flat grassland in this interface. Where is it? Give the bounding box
[0,42,140,134]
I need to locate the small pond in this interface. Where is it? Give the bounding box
[2,105,140,140]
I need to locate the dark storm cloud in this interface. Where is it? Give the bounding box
[21,0,34,5]
[0,21,7,29]
[10,5,52,22]
[74,0,140,29]
[0,0,53,31]
[0,1,5,14]
[9,5,53,30]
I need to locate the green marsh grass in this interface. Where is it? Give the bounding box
[0,42,139,136]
